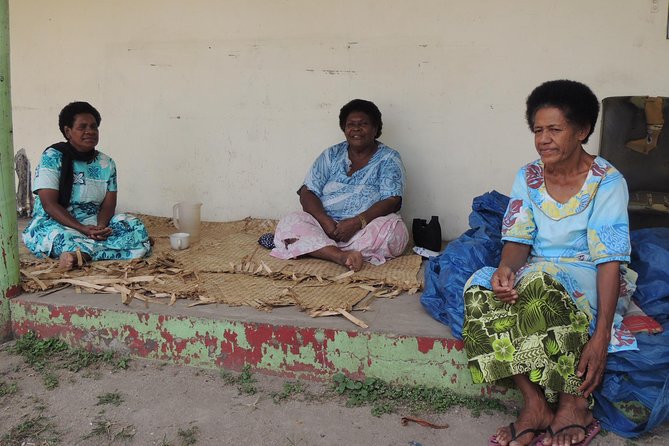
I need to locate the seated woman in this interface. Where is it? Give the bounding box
[23,101,151,270]
[271,99,409,271]
[462,81,637,446]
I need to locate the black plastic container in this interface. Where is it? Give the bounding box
[412,216,442,252]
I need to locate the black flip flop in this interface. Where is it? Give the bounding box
[534,420,601,446]
[489,422,544,445]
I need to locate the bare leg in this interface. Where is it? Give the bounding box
[494,374,553,446]
[58,252,91,270]
[310,246,363,271]
[542,393,593,446]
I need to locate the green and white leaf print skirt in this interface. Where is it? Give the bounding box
[463,271,590,402]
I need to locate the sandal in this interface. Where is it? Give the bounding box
[489,422,543,446]
[533,419,601,446]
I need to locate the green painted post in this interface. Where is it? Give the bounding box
[0,0,20,342]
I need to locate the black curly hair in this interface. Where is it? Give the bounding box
[526,80,599,144]
[58,101,101,138]
[339,99,383,138]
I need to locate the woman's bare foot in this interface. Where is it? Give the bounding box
[494,402,553,446]
[58,252,78,270]
[58,251,91,270]
[310,246,364,271]
[494,375,553,446]
[342,251,363,271]
[542,394,593,446]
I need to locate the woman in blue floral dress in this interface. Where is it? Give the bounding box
[271,99,408,271]
[463,81,637,446]
[23,102,151,269]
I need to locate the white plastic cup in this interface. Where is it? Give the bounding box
[169,232,190,250]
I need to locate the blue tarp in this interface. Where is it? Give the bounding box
[421,190,509,339]
[421,191,669,438]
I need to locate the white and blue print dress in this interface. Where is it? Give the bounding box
[22,147,151,261]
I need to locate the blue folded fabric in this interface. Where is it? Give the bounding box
[420,190,508,338]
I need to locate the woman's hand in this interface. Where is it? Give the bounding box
[322,219,338,240]
[577,332,609,397]
[299,186,340,239]
[491,266,518,303]
[81,225,112,241]
[491,243,531,304]
[332,217,361,242]
[576,261,620,398]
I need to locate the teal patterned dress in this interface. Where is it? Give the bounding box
[22,147,151,261]
[463,157,637,401]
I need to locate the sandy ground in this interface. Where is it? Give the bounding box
[1,340,666,446]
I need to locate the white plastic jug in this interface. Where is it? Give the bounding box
[172,201,202,243]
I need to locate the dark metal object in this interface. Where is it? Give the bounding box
[599,96,669,229]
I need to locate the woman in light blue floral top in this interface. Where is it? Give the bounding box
[23,102,151,269]
[462,81,636,446]
[271,99,409,271]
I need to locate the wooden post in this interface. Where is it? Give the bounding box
[0,0,20,342]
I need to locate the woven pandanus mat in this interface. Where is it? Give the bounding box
[150,231,259,273]
[197,273,368,311]
[252,249,423,291]
[19,215,422,319]
[146,216,423,291]
[139,214,276,239]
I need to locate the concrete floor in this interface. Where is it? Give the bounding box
[18,283,453,339]
[14,216,452,339]
[10,246,482,395]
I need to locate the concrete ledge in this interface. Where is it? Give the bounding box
[9,290,513,399]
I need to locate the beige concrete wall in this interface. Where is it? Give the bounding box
[8,0,669,239]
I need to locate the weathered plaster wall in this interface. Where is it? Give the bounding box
[8,1,669,239]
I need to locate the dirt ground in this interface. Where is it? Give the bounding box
[1,340,666,446]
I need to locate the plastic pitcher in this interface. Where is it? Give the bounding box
[172,201,202,243]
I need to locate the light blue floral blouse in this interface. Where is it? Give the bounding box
[467,156,638,352]
[303,141,405,221]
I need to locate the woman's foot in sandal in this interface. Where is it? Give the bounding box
[542,394,596,446]
[491,374,553,446]
[492,399,552,445]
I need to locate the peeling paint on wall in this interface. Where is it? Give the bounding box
[9,298,513,397]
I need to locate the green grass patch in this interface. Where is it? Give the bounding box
[158,425,200,446]
[11,332,68,371]
[1,414,61,445]
[332,373,507,417]
[43,372,59,390]
[219,369,237,385]
[9,332,132,390]
[219,364,257,395]
[97,391,124,406]
[271,380,306,403]
[83,417,136,443]
[177,426,199,445]
[0,380,18,396]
